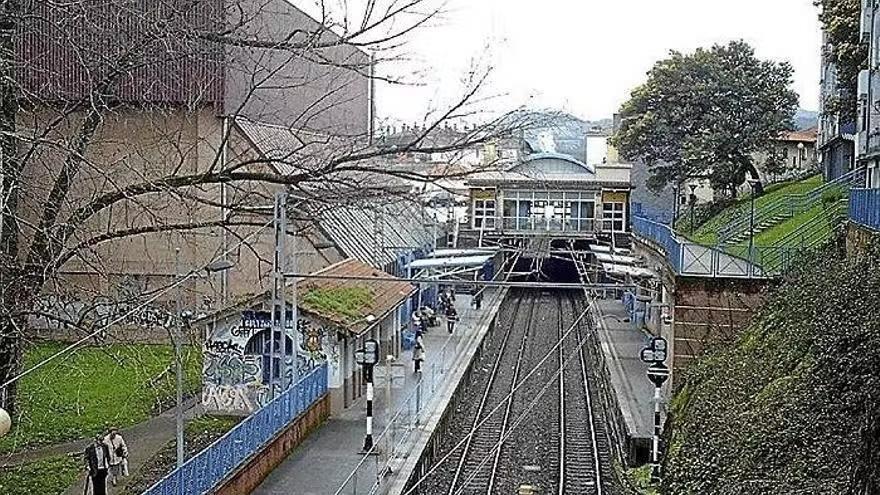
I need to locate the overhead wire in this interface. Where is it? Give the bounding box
[400,295,596,495]
[449,298,598,495]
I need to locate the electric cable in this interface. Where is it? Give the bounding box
[400,296,597,495]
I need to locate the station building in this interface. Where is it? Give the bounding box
[461,152,633,245]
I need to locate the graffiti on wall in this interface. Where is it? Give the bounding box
[202,311,343,414]
[203,352,260,386]
[201,383,270,412]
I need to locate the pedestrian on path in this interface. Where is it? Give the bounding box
[84,434,111,495]
[446,305,459,334]
[412,331,425,373]
[411,310,422,334]
[104,427,129,486]
[472,287,483,310]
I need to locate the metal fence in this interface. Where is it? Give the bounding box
[850,188,880,231]
[333,298,488,495]
[144,364,328,495]
[633,213,841,278]
[632,215,769,278]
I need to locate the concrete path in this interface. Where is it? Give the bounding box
[61,398,203,495]
[593,298,657,439]
[254,291,503,495]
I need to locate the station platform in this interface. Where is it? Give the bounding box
[592,298,659,461]
[253,289,507,495]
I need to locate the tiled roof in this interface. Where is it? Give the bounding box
[294,258,413,334]
[778,127,818,143]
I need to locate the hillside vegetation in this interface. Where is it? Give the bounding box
[663,242,880,494]
[682,175,823,246]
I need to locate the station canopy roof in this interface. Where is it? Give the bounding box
[594,252,638,265]
[601,263,654,278]
[589,244,631,255]
[429,248,496,258]
[407,254,493,270]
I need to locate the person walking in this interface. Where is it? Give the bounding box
[84,434,111,495]
[472,287,483,310]
[411,310,422,334]
[104,427,129,486]
[412,330,425,373]
[446,305,459,334]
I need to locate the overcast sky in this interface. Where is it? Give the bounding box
[301,0,824,123]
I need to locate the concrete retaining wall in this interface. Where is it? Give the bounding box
[212,394,331,495]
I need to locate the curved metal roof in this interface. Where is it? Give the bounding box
[516,152,596,174]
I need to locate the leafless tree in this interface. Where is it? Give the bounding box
[0,0,537,415]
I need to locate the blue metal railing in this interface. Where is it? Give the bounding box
[144,365,328,495]
[850,188,880,231]
[631,215,682,272]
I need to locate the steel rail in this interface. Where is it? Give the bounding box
[446,291,529,494]
[485,293,533,494]
[557,296,567,495]
[570,293,605,494]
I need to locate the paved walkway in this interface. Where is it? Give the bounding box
[61,398,203,495]
[254,291,503,495]
[593,298,657,440]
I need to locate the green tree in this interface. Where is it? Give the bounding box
[816,0,866,123]
[611,41,799,197]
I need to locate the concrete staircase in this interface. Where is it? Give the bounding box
[717,169,865,246]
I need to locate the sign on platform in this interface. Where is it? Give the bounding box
[373,363,407,389]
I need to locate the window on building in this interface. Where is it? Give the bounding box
[500,191,596,231]
[473,199,496,229]
[602,202,626,232]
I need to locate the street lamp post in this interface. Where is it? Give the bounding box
[172,252,235,468]
[688,184,698,231]
[746,178,759,265]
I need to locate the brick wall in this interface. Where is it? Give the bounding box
[846,221,880,256]
[672,277,771,382]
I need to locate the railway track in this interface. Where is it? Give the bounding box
[559,293,606,494]
[419,289,613,495]
[447,291,534,495]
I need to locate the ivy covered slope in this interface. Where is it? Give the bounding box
[664,243,880,494]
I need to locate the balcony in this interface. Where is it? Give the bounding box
[850,188,880,231]
[499,217,597,234]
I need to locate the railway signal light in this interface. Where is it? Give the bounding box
[357,339,380,453]
[646,363,670,387]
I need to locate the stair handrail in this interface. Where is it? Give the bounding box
[717,169,864,243]
[753,199,847,273]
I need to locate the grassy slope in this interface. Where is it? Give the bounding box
[686,175,824,246]
[664,245,880,494]
[0,455,81,495]
[0,343,202,453]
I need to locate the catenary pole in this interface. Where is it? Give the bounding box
[174,247,184,468]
